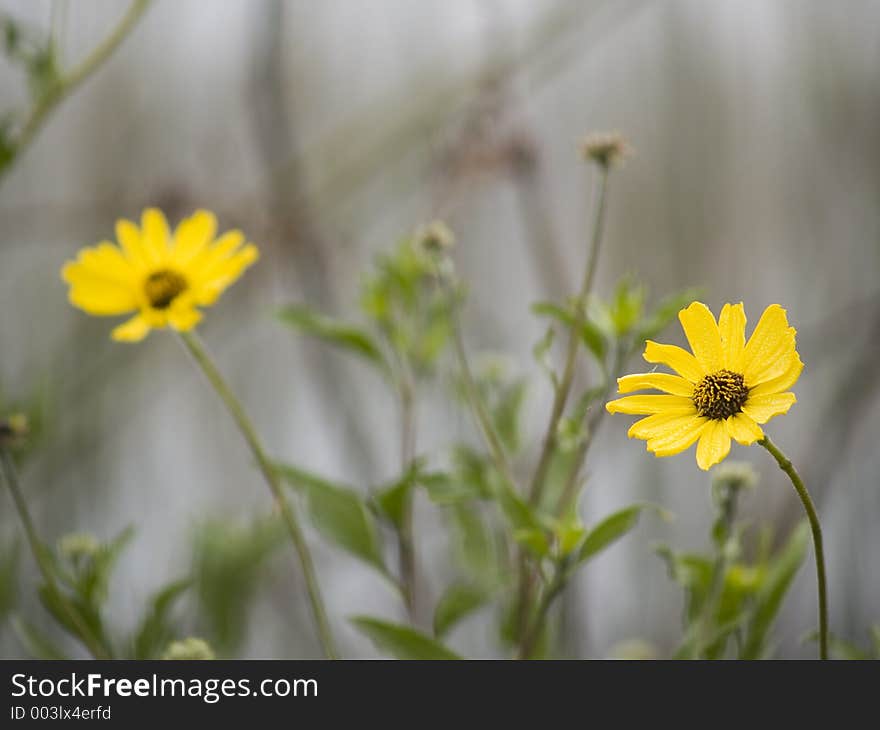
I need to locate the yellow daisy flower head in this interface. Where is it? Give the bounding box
[606,302,803,470]
[62,208,258,342]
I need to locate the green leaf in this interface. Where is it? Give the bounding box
[609,278,645,336]
[553,520,587,557]
[75,526,135,609]
[433,583,491,638]
[498,487,540,533]
[419,471,472,505]
[11,617,68,660]
[636,288,703,342]
[655,547,715,624]
[578,504,669,565]
[351,616,462,659]
[448,504,498,583]
[741,521,809,659]
[374,474,414,530]
[532,326,558,390]
[192,516,284,655]
[277,464,385,574]
[514,527,551,558]
[131,579,191,659]
[37,584,106,654]
[278,304,388,373]
[532,301,607,361]
[492,380,528,454]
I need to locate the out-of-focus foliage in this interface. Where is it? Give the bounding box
[191,517,283,657]
[11,528,191,659]
[656,469,810,660]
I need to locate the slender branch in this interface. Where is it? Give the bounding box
[514,166,611,654]
[554,344,625,515]
[397,372,418,621]
[450,310,518,491]
[0,449,110,659]
[517,559,569,660]
[1,0,152,182]
[527,167,610,507]
[179,331,338,659]
[693,485,740,659]
[758,436,828,660]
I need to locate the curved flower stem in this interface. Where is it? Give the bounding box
[1,0,152,182]
[758,436,828,660]
[179,331,338,659]
[527,166,609,507]
[0,449,110,659]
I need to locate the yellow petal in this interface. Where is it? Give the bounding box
[643,341,706,383]
[62,247,138,315]
[741,304,798,385]
[725,413,763,445]
[192,244,259,306]
[172,209,217,265]
[115,219,154,269]
[742,392,796,424]
[141,208,172,261]
[678,302,723,372]
[627,410,701,439]
[67,285,136,315]
[748,354,803,397]
[647,417,709,457]
[189,230,245,277]
[606,394,697,416]
[111,314,151,342]
[167,303,203,332]
[718,302,747,370]
[617,373,695,397]
[695,420,732,470]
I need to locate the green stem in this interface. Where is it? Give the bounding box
[693,485,739,659]
[515,165,610,655]
[517,559,569,660]
[1,0,152,182]
[179,330,338,659]
[0,449,110,659]
[554,344,624,516]
[397,374,418,621]
[527,166,609,507]
[450,311,518,491]
[758,436,828,660]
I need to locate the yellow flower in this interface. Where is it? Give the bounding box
[62,208,258,342]
[606,302,802,470]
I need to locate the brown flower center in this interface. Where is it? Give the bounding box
[144,269,187,309]
[693,369,748,420]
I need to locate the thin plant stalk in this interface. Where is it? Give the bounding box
[527,167,610,507]
[397,370,418,621]
[178,331,338,659]
[693,484,740,659]
[758,436,828,660]
[515,166,611,655]
[554,344,625,515]
[2,0,152,183]
[450,311,518,491]
[0,449,110,659]
[517,558,569,660]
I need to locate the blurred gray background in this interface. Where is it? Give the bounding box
[1,0,878,658]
